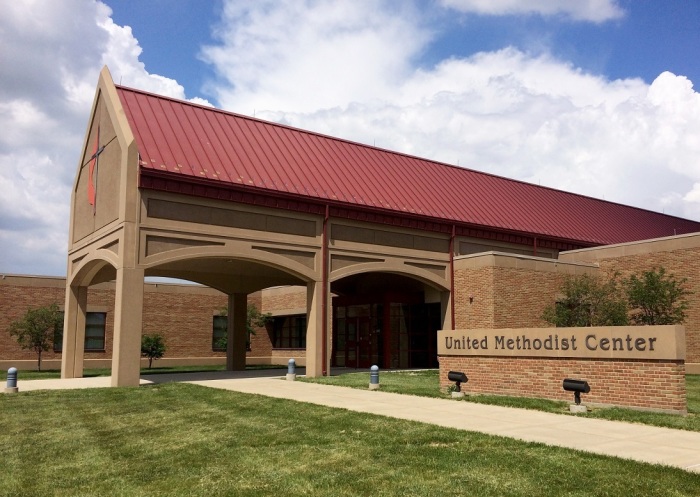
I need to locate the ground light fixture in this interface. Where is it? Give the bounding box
[448,370,468,392]
[563,378,590,405]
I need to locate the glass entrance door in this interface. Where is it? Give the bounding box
[343,316,371,368]
[333,304,377,368]
[356,317,372,369]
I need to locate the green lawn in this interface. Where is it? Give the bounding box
[1,383,699,496]
[302,370,700,432]
[6,366,700,431]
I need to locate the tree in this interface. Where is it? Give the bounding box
[141,334,166,368]
[247,304,273,335]
[625,267,690,325]
[9,303,63,371]
[215,304,272,351]
[542,274,628,327]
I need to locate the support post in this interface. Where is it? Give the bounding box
[61,284,87,379]
[111,267,144,387]
[441,290,453,331]
[306,280,324,377]
[449,225,456,329]
[226,293,247,371]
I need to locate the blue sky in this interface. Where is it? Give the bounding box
[1,0,700,277]
[107,0,700,102]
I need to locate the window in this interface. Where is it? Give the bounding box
[272,314,306,349]
[212,315,227,352]
[212,315,254,351]
[54,311,106,352]
[85,312,106,351]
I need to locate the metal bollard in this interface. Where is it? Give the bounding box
[369,365,380,390]
[286,358,296,381]
[5,367,18,393]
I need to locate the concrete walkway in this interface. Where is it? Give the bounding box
[7,371,700,474]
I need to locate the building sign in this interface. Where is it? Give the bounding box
[438,326,685,360]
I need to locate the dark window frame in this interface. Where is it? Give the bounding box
[84,312,106,351]
[54,311,106,352]
[212,315,228,352]
[272,314,307,349]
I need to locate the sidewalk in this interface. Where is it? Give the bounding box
[8,371,700,474]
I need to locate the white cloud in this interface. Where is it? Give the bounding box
[201,0,431,114]
[0,0,191,276]
[439,0,625,22]
[2,0,699,278]
[202,1,700,222]
[98,17,187,99]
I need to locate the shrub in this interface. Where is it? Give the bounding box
[542,274,628,327]
[625,267,690,325]
[141,334,166,368]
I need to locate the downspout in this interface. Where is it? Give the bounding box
[322,205,329,376]
[450,225,456,329]
[533,236,538,257]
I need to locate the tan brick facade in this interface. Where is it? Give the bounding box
[0,276,307,370]
[453,243,700,371]
[2,233,699,411]
[0,276,116,368]
[446,247,696,412]
[561,239,700,366]
[453,253,599,330]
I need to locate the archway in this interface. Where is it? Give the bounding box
[61,254,118,380]
[330,270,450,370]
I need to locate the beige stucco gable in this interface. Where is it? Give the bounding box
[70,66,138,248]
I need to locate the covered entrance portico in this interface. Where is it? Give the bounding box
[63,67,626,387]
[62,68,455,386]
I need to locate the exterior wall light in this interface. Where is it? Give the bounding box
[448,370,468,392]
[563,378,590,409]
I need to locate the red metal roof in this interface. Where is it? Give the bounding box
[116,85,700,247]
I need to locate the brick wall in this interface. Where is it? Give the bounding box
[0,278,65,362]
[492,266,565,328]
[453,266,496,329]
[261,286,307,314]
[0,276,304,368]
[453,244,700,368]
[247,292,274,359]
[561,236,700,368]
[448,253,689,412]
[439,355,686,413]
[0,277,115,364]
[595,249,700,365]
[141,286,229,359]
[453,254,597,331]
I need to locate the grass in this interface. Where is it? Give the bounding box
[302,370,700,432]
[7,367,700,431]
[1,383,699,496]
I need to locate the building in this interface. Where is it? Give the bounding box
[4,66,700,397]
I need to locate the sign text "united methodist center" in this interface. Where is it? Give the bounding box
[437,326,685,360]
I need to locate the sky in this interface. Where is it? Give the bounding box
[1,0,700,277]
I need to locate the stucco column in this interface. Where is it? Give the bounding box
[441,290,453,331]
[111,266,144,387]
[226,293,247,371]
[61,285,87,378]
[305,280,325,377]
